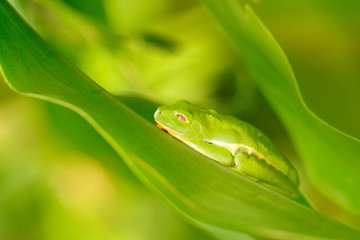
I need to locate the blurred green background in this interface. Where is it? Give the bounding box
[1,0,360,239]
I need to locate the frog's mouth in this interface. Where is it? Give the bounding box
[155,122,185,143]
[156,123,169,133]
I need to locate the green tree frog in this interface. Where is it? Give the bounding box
[154,100,300,199]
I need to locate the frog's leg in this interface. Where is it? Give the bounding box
[185,140,234,167]
[233,152,300,199]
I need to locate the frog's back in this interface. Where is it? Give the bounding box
[210,113,299,187]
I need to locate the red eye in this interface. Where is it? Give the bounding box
[176,114,187,122]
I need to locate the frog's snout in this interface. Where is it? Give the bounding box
[154,108,164,122]
[154,108,162,117]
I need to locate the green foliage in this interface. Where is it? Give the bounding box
[1,0,360,239]
[200,0,360,214]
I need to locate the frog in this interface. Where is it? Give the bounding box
[154,100,300,199]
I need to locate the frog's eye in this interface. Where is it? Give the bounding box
[176,113,188,122]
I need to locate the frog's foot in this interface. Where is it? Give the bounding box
[231,152,300,199]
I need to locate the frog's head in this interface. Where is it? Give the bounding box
[154,100,208,139]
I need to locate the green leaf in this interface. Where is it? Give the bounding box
[0,1,359,239]
[200,0,360,214]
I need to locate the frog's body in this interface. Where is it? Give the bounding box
[154,100,300,199]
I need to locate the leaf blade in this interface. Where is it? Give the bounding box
[200,0,360,214]
[0,1,359,239]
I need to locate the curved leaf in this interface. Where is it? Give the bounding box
[200,0,360,214]
[0,1,359,239]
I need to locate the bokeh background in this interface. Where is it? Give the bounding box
[1,0,360,239]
